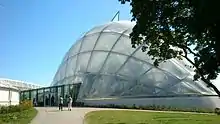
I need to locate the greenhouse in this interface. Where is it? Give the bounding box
[50,20,220,109]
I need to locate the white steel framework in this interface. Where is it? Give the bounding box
[52,21,216,99]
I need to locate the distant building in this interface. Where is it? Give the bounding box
[0,78,42,106]
[51,21,220,109]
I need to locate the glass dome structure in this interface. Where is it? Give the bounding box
[51,21,216,99]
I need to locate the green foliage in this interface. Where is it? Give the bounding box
[0,108,37,124]
[215,108,220,115]
[119,0,220,96]
[0,100,33,114]
[74,102,216,114]
[0,100,36,124]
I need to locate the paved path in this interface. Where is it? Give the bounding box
[31,107,99,124]
[31,107,213,124]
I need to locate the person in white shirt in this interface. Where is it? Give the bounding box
[68,95,73,111]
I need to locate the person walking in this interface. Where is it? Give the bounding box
[59,96,64,111]
[68,95,72,111]
[33,98,37,107]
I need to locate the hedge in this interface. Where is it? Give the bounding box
[73,102,220,115]
[0,100,33,114]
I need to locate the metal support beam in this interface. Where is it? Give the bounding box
[111,11,120,21]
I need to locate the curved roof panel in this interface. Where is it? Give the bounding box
[52,21,216,99]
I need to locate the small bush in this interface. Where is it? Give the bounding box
[0,100,33,114]
[19,100,33,110]
[215,108,220,115]
[0,108,37,124]
[74,101,215,113]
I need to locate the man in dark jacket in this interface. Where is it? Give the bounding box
[59,96,63,111]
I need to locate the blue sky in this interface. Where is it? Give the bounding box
[0,0,131,85]
[1,0,220,90]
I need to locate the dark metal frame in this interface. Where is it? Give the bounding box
[20,83,81,107]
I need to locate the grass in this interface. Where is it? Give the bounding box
[85,110,220,124]
[0,108,37,124]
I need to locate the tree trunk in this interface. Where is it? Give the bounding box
[200,76,220,97]
[184,56,220,97]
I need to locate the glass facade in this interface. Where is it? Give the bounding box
[51,21,216,100]
[20,83,81,107]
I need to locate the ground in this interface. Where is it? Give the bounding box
[31,107,98,124]
[85,110,220,124]
[31,107,219,124]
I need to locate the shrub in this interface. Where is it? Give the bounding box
[74,101,215,113]
[19,100,33,110]
[215,108,220,115]
[0,100,33,114]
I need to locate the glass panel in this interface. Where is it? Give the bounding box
[68,40,82,57]
[159,59,189,79]
[65,76,75,84]
[74,84,81,101]
[139,68,179,89]
[23,91,30,100]
[31,90,37,101]
[52,71,59,84]
[73,74,84,83]
[58,86,63,99]
[182,77,214,94]
[75,52,91,73]
[44,88,50,106]
[87,51,108,73]
[81,74,165,98]
[133,48,154,64]
[169,81,201,95]
[37,89,44,107]
[80,34,99,52]
[122,81,157,96]
[61,78,69,85]
[86,23,109,35]
[94,32,120,51]
[84,75,128,98]
[50,81,56,86]
[105,22,133,34]
[88,75,112,98]
[101,53,127,74]
[118,58,152,78]
[78,73,97,98]
[70,85,74,98]
[50,87,58,106]
[59,63,67,81]
[112,36,135,55]
[124,27,132,36]
[65,56,77,77]
[64,85,70,106]
[20,92,24,101]
[61,51,69,63]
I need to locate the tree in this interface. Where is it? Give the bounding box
[119,0,220,96]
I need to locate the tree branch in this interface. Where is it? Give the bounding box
[180,53,220,97]
[178,44,200,57]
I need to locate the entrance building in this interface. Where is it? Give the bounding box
[20,83,81,107]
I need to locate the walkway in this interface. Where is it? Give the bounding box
[31,107,213,124]
[31,107,98,124]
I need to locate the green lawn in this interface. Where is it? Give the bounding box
[0,108,37,124]
[85,110,220,124]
